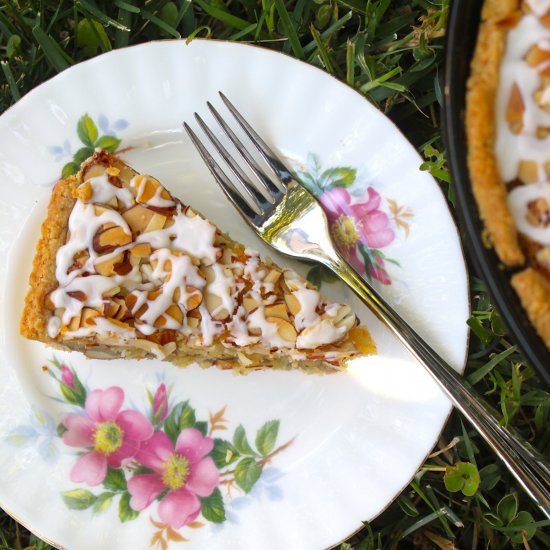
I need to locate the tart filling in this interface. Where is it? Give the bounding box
[20,152,375,372]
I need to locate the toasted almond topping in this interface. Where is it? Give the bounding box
[94,252,124,276]
[106,166,120,176]
[506,82,525,135]
[122,204,155,235]
[73,181,93,203]
[518,160,539,183]
[266,316,297,343]
[130,243,152,258]
[81,307,100,327]
[67,290,87,302]
[144,212,167,233]
[264,303,289,321]
[284,294,301,316]
[186,287,202,311]
[93,226,132,255]
[243,295,261,314]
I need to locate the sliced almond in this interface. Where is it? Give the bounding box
[335,311,357,332]
[186,316,200,329]
[165,304,183,325]
[506,82,525,135]
[93,226,132,255]
[134,175,162,204]
[536,246,550,269]
[186,287,202,311]
[130,243,152,258]
[113,298,129,320]
[122,204,155,235]
[106,166,120,177]
[102,299,121,319]
[518,160,539,183]
[264,269,282,284]
[267,316,297,343]
[67,290,87,302]
[113,258,133,276]
[205,292,229,320]
[103,285,121,298]
[73,181,93,203]
[284,294,301,316]
[264,303,289,321]
[68,315,81,332]
[144,212,167,233]
[94,252,124,277]
[243,295,261,314]
[81,307,99,327]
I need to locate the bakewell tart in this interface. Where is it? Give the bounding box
[20,151,375,373]
[467,0,550,348]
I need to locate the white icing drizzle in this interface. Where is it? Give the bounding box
[198,303,222,346]
[508,182,550,244]
[47,316,61,338]
[495,14,550,182]
[247,307,295,348]
[292,289,320,329]
[90,174,133,207]
[527,0,550,17]
[66,317,136,340]
[296,320,346,349]
[55,200,131,284]
[50,275,120,325]
[130,176,176,209]
[227,306,258,346]
[207,264,236,318]
[137,205,218,263]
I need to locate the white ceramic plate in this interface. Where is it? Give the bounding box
[0,40,469,550]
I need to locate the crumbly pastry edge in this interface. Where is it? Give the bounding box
[511,268,550,345]
[466,0,525,266]
[20,174,78,343]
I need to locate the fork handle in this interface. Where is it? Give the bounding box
[325,255,550,518]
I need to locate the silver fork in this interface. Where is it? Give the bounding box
[184,92,550,518]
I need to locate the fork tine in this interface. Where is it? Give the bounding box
[193,113,271,212]
[219,91,293,186]
[183,122,259,222]
[206,101,283,201]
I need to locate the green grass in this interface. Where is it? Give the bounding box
[1,1,549,549]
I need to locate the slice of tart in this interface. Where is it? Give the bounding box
[20,151,375,373]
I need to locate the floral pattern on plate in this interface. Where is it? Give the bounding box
[42,357,294,545]
[294,154,414,287]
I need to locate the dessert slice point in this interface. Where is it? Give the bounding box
[20,151,375,373]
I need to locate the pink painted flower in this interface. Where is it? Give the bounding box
[319,187,395,283]
[62,387,154,486]
[60,364,75,390]
[128,429,219,529]
[152,384,168,424]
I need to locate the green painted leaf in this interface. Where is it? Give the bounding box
[93,492,114,513]
[195,421,208,436]
[444,462,480,496]
[255,420,279,456]
[199,487,225,523]
[74,146,95,164]
[77,114,98,147]
[233,425,255,456]
[62,489,97,510]
[95,135,121,153]
[306,265,339,289]
[103,468,127,492]
[62,162,80,178]
[497,493,518,525]
[163,401,197,443]
[234,457,262,493]
[318,167,356,190]
[508,511,536,544]
[211,439,240,469]
[118,492,139,522]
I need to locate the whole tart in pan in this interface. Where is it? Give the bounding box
[467,0,550,349]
